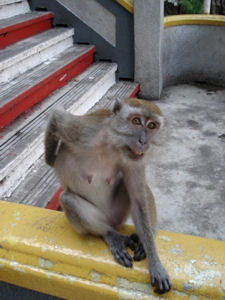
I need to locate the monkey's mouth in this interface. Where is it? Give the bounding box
[125,146,144,160]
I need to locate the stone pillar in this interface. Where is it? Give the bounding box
[134,0,164,99]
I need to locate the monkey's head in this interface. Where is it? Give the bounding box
[110,98,163,161]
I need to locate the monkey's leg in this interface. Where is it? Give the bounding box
[60,191,135,267]
[124,166,171,294]
[103,180,136,267]
[60,191,111,235]
[129,198,157,262]
[130,233,146,261]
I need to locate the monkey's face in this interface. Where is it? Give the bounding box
[122,114,160,160]
[110,98,163,161]
[110,112,161,160]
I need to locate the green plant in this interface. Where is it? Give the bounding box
[180,0,204,14]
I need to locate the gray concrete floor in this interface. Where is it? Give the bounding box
[128,84,225,241]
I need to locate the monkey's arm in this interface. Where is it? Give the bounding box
[45,108,83,166]
[123,166,171,294]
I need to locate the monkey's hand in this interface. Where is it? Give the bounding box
[130,233,171,293]
[104,231,135,268]
[130,233,146,261]
[150,262,172,294]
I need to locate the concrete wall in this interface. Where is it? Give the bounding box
[57,0,116,47]
[133,4,225,99]
[163,24,225,87]
[134,0,164,99]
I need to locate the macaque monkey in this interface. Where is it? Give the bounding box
[44,97,171,294]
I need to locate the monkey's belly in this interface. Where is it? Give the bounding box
[55,156,119,209]
[64,172,128,227]
[54,145,123,212]
[70,172,119,205]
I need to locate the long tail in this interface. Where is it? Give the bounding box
[44,111,59,167]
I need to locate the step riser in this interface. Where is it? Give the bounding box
[0,65,117,197]
[0,36,74,83]
[0,17,52,49]
[0,50,95,128]
[0,1,30,20]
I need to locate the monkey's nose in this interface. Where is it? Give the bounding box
[138,136,147,145]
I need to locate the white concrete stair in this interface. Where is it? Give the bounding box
[0,27,74,83]
[0,44,95,128]
[0,0,30,20]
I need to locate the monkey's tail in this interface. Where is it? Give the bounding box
[44,112,60,167]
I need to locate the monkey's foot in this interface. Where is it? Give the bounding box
[150,263,172,294]
[104,231,135,268]
[130,233,146,261]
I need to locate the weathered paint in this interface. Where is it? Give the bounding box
[0,201,224,299]
[0,13,53,49]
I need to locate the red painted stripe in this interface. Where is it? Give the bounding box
[129,84,140,97]
[46,187,63,210]
[0,47,95,128]
[0,13,53,34]
[0,19,52,49]
[0,13,53,49]
[45,83,140,211]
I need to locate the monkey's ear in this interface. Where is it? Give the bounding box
[113,99,122,114]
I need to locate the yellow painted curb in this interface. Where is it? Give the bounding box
[164,14,225,28]
[0,200,224,299]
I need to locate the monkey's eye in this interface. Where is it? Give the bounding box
[132,117,141,125]
[147,121,156,129]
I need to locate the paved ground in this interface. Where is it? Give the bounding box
[127,84,225,241]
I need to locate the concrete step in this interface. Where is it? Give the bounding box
[0,0,30,20]
[0,62,117,198]
[89,80,140,112]
[5,81,139,208]
[0,11,53,49]
[0,27,74,83]
[0,44,95,128]
[6,156,58,208]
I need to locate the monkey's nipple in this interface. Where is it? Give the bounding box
[87,175,92,184]
[106,177,111,185]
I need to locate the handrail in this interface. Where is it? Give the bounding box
[164,14,225,27]
[116,0,133,13]
[115,0,225,28]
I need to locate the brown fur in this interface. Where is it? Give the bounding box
[87,109,112,118]
[44,99,171,294]
[125,98,162,115]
